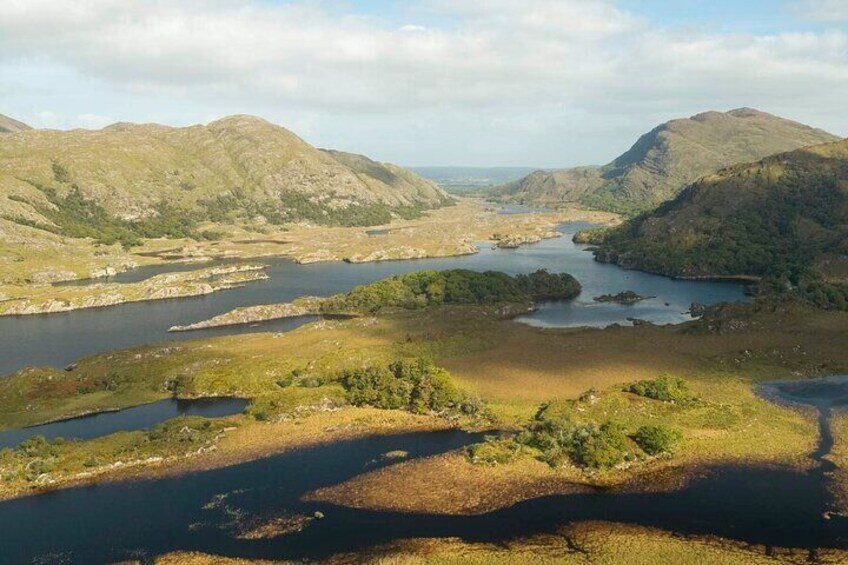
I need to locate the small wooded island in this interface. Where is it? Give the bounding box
[593,290,654,305]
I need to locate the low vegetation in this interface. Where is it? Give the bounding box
[623,375,698,404]
[0,416,235,487]
[467,380,689,471]
[7,180,199,249]
[633,425,683,456]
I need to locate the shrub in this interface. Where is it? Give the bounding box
[624,375,695,403]
[16,436,59,458]
[466,436,523,466]
[633,425,682,455]
[569,421,630,469]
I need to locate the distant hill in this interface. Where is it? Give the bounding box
[411,167,538,194]
[0,114,32,134]
[495,108,839,214]
[591,138,848,308]
[0,115,452,246]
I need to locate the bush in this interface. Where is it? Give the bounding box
[624,375,696,403]
[16,436,59,458]
[569,421,630,469]
[633,425,682,455]
[466,436,523,466]
[520,404,632,469]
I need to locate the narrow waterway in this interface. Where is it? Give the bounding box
[0,398,249,449]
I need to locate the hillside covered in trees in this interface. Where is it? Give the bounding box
[590,139,848,308]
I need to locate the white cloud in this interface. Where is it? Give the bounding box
[0,0,846,165]
[790,0,848,21]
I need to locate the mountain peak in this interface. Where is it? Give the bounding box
[725,107,771,119]
[496,108,840,215]
[206,114,275,128]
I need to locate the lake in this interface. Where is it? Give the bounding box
[0,220,749,376]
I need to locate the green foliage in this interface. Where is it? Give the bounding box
[624,376,696,403]
[12,178,202,248]
[569,421,630,469]
[15,435,60,458]
[466,436,523,466]
[201,187,437,227]
[145,416,226,443]
[321,269,581,314]
[339,359,479,416]
[519,403,633,469]
[166,374,196,398]
[632,425,682,455]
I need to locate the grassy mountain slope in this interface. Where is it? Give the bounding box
[0,115,451,245]
[591,139,848,307]
[496,108,839,214]
[0,114,31,134]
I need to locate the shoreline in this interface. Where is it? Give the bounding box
[0,408,460,503]
[2,200,617,318]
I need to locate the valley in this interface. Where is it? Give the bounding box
[0,110,846,564]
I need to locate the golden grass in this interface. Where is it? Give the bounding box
[307,451,591,515]
[152,521,847,565]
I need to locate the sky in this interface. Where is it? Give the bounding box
[0,0,846,167]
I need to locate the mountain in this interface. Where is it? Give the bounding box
[496,108,839,214]
[590,138,848,306]
[0,115,451,245]
[0,114,32,134]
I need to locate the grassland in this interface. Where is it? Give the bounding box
[2,300,845,499]
[1,289,846,563]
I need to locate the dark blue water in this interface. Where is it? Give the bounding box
[0,221,748,376]
[52,259,243,287]
[0,426,845,564]
[0,398,249,449]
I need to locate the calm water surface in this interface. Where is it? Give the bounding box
[0,398,248,449]
[0,220,748,376]
[2,412,847,563]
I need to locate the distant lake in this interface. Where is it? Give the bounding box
[0,217,749,376]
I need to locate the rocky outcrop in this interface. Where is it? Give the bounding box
[493,230,560,249]
[0,264,268,316]
[168,297,325,332]
[345,246,428,263]
[295,250,340,264]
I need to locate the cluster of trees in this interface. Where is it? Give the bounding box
[339,359,483,417]
[515,400,683,469]
[13,176,200,249]
[320,269,581,315]
[203,188,438,228]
